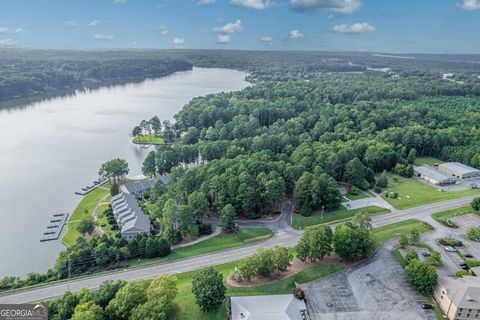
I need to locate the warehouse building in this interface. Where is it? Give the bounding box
[438,162,480,179]
[413,166,457,186]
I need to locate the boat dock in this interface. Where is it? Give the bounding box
[40,213,69,242]
[74,178,108,196]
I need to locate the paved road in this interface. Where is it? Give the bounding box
[0,195,477,304]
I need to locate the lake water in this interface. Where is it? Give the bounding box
[0,68,249,277]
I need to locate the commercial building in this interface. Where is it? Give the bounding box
[230,294,309,320]
[123,175,170,199]
[434,276,480,320]
[439,162,480,180]
[111,192,151,240]
[413,166,457,186]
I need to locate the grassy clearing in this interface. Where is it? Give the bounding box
[292,206,389,229]
[344,191,370,201]
[96,203,116,238]
[174,261,344,320]
[432,205,475,222]
[371,219,432,247]
[62,188,110,247]
[128,228,273,267]
[381,173,480,210]
[413,157,444,166]
[132,133,164,145]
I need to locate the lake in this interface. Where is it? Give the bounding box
[0,67,249,277]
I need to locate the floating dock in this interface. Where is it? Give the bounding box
[40,213,69,242]
[74,178,108,196]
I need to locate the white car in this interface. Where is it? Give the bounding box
[444,246,457,252]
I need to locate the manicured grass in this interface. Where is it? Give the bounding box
[380,173,480,210]
[432,205,475,222]
[292,206,389,229]
[413,157,444,166]
[174,261,344,320]
[132,133,164,145]
[62,187,110,247]
[344,191,370,201]
[96,203,116,238]
[371,219,432,246]
[128,228,274,267]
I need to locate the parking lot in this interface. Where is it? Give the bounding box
[300,245,435,320]
[451,214,480,259]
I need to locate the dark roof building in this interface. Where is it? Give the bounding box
[111,192,151,240]
[123,175,170,198]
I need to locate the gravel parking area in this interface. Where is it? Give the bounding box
[300,244,435,320]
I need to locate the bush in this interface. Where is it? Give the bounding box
[466,226,480,241]
[349,186,360,195]
[471,197,480,211]
[466,259,480,267]
[292,287,305,300]
[405,248,418,265]
[198,223,213,236]
[438,238,463,246]
[374,186,382,194]
[191,267,226,312]
[405,259,438,295]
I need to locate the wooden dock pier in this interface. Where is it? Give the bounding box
[40,213,69,242]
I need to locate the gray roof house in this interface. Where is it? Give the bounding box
[111,192,151,240]
[123,175,170,199]
[434,276,480,320]
[230,294,309,320]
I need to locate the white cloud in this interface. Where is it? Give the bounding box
[260,36,273,44]
[0,27,23,34]
[113,0,126,3]
[288,29,304,39]
[198,0,217,4]
[0,27,8,33]
[13,28,23,33]
[65,20,78,27]
[0,39,16,46]
[216,34,231,44]
[214,19,243,33]
[291,0,361,13]
[88,20,100,27]
[457,0,480,10]
[172,37,185,46]
[93,34,114,40]
[333,22,375,33]
[230,0,274,10]
[153,26,168,36]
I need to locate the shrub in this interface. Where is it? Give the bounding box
[292,287,305,300]
[198,223,213,236]
[455,271,471,278]
[438,238,463,246]
[466,226,480,241]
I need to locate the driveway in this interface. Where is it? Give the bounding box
[233,200,294,234]
[342,195,395,212]
[300,243,435,320]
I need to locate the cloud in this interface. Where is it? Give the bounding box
[172,37,185,46]
[288,29,304,39]
[0,39,16,46]
[13,28,23,33]
[260,36,273,44]
[230,0,274,10]
[217,34,231,44]
[198,0,217,4]
[291,0,361,13]
[65,20,78,27]
[153,26,168,36]
[0,27,23,34]
[93,34,114,40]
[333,22,375,33]
[0,27,8,33]
[457,0,480,10]
[88,20,100,27]
[113,0,126,3]
[214,19,243,33]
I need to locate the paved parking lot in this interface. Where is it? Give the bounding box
[451,214,480,259]
[300,244,435,320]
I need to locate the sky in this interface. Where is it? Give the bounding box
[0,0,479,53]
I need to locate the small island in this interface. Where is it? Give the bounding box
[131,116,172,145]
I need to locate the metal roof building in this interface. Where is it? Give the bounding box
[230,294,309,320]
[438,162,480,179]
[111,192,151,240]
[413,166,456,186]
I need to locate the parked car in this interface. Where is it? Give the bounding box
[421,304,433,310]
[475,237,480,242]
[460,262,469,270]
[421,251,431,257]
[444,246,457,252]
[465,253,474,258]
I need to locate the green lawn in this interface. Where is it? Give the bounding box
[62,187,110,247]
[371,219,432,246]
[413,157,444,166]
[96,203,116,238]
[381,173,480,210]
[132,133,164,145]
[128,228,273,267]
[344,191,370,201]
[432,205,475,222]
[174,261,344,320]
[292,206,390,229]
